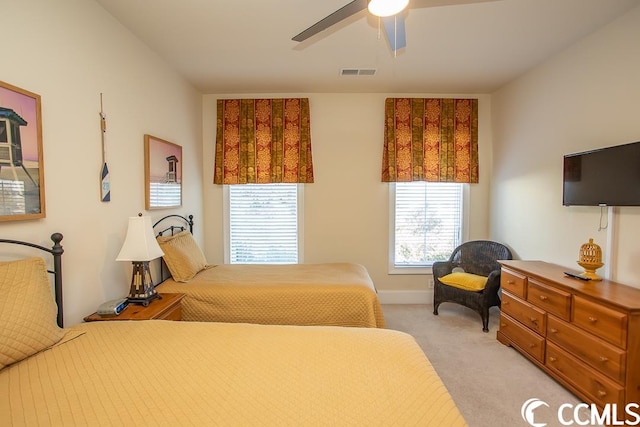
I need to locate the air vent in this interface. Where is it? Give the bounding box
[340,68,377,76]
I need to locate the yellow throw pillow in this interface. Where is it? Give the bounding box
[0,257,65,370]
[439,272,488,292]
[157,231,208,282]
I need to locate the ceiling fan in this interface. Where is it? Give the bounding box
[292,0,499,53]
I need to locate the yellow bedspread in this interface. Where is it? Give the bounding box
[0,321,466,426]
[157,262,386,328]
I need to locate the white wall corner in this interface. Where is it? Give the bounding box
[377,289,433,304]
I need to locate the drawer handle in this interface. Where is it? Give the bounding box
[599,356,609,363]
[588,316,598,323]
[597,390,607,398]
[529,343,536,349]
[501,323,507,327]
[548,356,557,362]
[529,317,538,325]
[539,295,548,301]
[507,280,515,285]
[549,328,558,334]
[503,301,509,306]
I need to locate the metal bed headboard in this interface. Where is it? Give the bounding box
[153,214,194,283]
[153,214,194,237]
[0,233,64,327]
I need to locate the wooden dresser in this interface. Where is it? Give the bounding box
[497,260,640,412]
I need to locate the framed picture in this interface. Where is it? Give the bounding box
[144,134,182,210]
[0,81,45,222]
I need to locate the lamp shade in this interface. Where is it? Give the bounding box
[116,215,164,261]
[368,0,409,17]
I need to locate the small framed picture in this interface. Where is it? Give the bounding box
[0,81,45,221]
[144,134,182,210]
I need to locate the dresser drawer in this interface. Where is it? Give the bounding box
[501,292,546,336]
[573,296,627,349]
[547,315,626,384]
[527,279,571,321]
[546,342,624,409]
[499,313,545,362]
[501,269,527,299]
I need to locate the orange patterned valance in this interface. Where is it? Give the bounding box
[214,98,314,184]
[381,98,478,183]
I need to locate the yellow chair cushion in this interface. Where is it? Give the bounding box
[439,272,488,292]
[157,231,209,282]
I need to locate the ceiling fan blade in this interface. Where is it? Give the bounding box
[382,15,406,52]
[292,0,368,42]
[379,0,494,51]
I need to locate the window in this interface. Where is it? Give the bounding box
[389,182,466,273]
[0,120,7,142]
[224,184,302,264]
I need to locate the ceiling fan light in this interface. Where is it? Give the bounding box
[367,0,409,17]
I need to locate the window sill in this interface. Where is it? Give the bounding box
[388,266,433,275]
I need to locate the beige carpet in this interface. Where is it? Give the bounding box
[382,304,592,427]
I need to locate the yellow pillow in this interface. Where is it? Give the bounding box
[0,257,65,370]
[157,231,208,282]
[439,272,488,292]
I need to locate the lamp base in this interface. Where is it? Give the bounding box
[127,293,161,307]
[126,261,161,306]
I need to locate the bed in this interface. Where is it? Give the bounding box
[0,234,466,426]
[152,214,385,328]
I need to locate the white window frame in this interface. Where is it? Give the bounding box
[223,183,304,264]
[388,182,469,275]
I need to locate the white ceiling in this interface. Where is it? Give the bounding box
[94,0,639,94]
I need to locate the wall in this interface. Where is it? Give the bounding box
[202,93,493,298]
[2,0,203,325]
[491,5,640,287]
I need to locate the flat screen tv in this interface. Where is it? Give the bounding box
[563,141,640,206]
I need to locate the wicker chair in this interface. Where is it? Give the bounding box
[432,240,513,332]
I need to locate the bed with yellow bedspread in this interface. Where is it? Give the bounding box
[156,262,386,328]
[1,320,465,426]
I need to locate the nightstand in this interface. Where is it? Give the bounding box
[84,293,186,322]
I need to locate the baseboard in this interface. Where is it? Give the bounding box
[377,289,433,304]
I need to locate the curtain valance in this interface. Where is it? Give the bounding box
[381,98,478,183]
[214,98,314,184]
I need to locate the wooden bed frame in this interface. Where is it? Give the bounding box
[0,233,64,327]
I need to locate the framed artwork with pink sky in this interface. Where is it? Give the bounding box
[0,81,45,221]
[144,134,182,210]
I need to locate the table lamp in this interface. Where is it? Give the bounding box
[116,213,164,306]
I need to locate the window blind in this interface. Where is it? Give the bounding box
[229,184,298,264]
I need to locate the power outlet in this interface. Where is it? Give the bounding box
[427,279,435,289]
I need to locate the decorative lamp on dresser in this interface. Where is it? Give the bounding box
[497,260,640,418]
